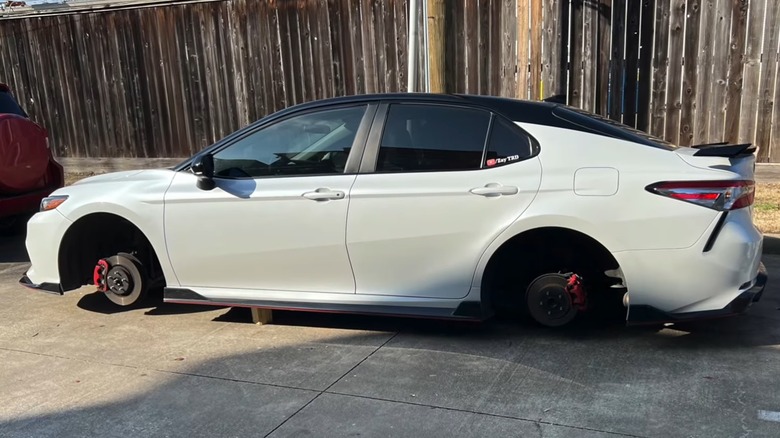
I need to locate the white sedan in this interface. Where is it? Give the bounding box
[20,93,767,327]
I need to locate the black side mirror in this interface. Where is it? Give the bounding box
[192,154,216,191]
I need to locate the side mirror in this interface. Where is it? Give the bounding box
[191,154,216,191]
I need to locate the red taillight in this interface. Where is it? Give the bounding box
[646,180,755,211]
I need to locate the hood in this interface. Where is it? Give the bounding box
[70,169,171,186]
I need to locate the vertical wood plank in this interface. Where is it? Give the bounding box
[754,0,780,162]
[581,0,598,112]
[596,0,612,115]
[664,0,686,144]
[693,0,716,144]
[738,0,767,145]
[724,0,749,144]
[636,0,654,132]
[707,0,733,142]
[623,0,641,127]
[530,0,543,99]
[542,0,568,100]
[679,0,702,146]
[517,0,530,99]
[608,0,626,121]
[499,0,516,97]
[569,0,585,108]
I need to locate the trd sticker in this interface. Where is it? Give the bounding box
[486,155,520,167]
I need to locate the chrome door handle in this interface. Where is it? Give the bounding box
[302,189,345,201]
[470,184,519,197]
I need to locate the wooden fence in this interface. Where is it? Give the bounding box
[1,0,779,162]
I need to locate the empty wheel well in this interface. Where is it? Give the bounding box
[58,213,165,292]
[481,227,624,315]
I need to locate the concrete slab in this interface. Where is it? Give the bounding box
[2,233,779,438]
[330,255,780,438]
[268,393,621,438]
[0,349,316,438]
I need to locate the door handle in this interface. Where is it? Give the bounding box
[302,188,345,201]
[470,183,519,197]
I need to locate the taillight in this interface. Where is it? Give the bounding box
[646,180,755,211]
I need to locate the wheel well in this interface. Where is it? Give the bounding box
[58,213,165,292]
[481,227,624,315]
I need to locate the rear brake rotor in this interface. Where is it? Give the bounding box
[526,273,578,327]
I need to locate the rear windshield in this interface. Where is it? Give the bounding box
[0,90,28,117]
[553,106,678,150]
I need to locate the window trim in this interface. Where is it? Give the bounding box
[198,102,377,180]
[481,114,540,169]
[359,101,540,174]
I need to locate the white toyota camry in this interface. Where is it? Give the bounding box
[20,93,767,327]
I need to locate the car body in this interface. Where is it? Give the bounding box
[20,93,767,326]
[0,83,64,231]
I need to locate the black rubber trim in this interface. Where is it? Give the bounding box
[627,262,767,325]
[19,275,63,295]
[703,212,728,253]
[163,287,480,320]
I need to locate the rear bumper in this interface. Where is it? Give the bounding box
[627,262,768,324]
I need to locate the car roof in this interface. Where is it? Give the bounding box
[277,92,561,117]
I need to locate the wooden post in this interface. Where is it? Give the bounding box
[426,0,445,93]
[517,0,530,99]
[251,308,273,325]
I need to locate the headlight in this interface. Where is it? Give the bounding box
[40,195,68,212]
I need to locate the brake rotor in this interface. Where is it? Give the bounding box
[100,254,146,307]
[526,273,578,327]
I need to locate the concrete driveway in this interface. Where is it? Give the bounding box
[1,234,779,438]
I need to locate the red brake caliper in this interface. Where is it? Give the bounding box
[565,273,588,311]
[93,259,109,292]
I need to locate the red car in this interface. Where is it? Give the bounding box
[0,84,63,233]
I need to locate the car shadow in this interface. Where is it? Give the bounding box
[76,291,221,316]
[0,233,30,264]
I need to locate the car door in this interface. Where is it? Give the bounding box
[164,103,375,294]
[346,102,542,299]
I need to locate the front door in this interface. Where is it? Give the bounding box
[346,103,542,299]
[164,104,373,294]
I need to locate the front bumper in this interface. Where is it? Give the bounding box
[19,274,62,295]
[628,262,768,324]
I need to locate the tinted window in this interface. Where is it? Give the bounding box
[377,104,490,172]
[0,91,27,117]
[484,118,533,167]
[555,106,677,150]
[213,106,366,178]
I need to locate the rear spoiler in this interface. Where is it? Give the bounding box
[691,142,756,158]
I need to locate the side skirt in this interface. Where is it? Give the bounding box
[164,287,486,321]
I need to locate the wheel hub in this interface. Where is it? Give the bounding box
[106,266,133,295]
[106,265,134,296]
[526,273,578,327]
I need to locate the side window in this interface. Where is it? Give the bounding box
[377,104,491,172]
[484,118,534,168]
[213,105,366,178]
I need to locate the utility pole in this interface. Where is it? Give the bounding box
[407,0,419,92]
[426,0,445,93]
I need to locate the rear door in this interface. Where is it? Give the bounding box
[346,102,542,299]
